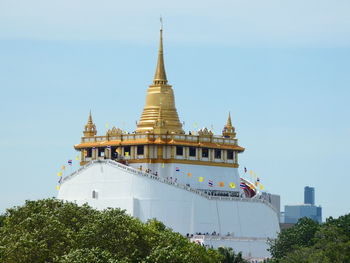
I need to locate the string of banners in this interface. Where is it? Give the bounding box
[55,155,80,190]
[173,166,264,190]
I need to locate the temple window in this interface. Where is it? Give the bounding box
[214,149,221,159]
[202,148,209,158]
[111,147,118,159]
[124,146,131,156]
[86,148,92,158]
[137,145,144,155]
[176,146,183,156]
[98,148,105,157]
[92,190,98,199]
[227,150,234,160]
[189,147,196,157]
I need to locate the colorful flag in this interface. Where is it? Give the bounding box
[194,122,198,128]
[76,155,79,161]
[240,183,248,189]
[218,182,225,187]
[56,185,60,190]
[176,167,180,172]
[57,172,62,177]
[229,182,236,188]
[259,184,264,190]
[249,170,253,176]
[198,177,204,182]
[125,152,129,157]
[257,177,260,182]
[187,172,192,177]
[61,165,65,170]
[106,122,109,128]
[162,162,165,168]
[68,160,72,165]
[208,180,213,187]
[244,167,247,173]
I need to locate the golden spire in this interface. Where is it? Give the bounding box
[227,112,232,127]
[83,110,97,137]
[136,26,184,135]
[153,27,167,85]
[222,112,236,138]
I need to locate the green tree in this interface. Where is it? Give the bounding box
[268,217,319,260]
[217,247,248,263]
[0,198,97,263]
[268,213,350,263]
[78,208,151,263]
[0,199,224,263]
[0,214,5,228]
[57,248,125,263]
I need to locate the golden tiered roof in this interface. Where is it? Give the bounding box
[222,112,236,138]
[83,111,97,137]
[135,29,184,135]
[75,28,245,168]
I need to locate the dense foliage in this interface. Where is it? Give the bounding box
[268,214,350,263]
[0,198,244,263]
[217,247,248,263]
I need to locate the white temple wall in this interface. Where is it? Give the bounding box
[129,162,241,192]
[58,163,279,238]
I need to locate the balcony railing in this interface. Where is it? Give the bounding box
[80,133,238,146]
[60,160,276,214]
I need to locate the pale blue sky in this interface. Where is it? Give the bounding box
[0,0,349,219]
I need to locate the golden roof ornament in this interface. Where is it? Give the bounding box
[198,127,213,136]
[106,126,123,136]
[222,112,236,138]
[83,111,97,137]
[136,24,184,135]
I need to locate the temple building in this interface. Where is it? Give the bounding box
[74,28,245,192]
[58,27,280,261]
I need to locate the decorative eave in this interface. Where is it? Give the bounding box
[74,138,245,152]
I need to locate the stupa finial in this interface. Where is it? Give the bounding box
[153,19,167,85]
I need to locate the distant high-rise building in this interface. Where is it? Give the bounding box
[304,186,315,205]
[284,204,322,223]
[283,186,322,224]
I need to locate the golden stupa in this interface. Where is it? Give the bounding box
[75,28,244,167]
[136,29,184,135]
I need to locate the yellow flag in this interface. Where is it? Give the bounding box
[259,184,264,190]
[162,162,165,168]
[250,170,253,176]
[198,177,204,182]
[76,155,79,160]
[125,152,129,157]
[229,182,236,188]
[187,172,192,177]
[61,165,65,170]
[57,172,62,177]
[56,185,60,190]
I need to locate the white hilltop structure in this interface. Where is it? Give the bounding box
[57,28,280,261]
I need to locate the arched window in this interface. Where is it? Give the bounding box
[92,190,98,199]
